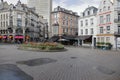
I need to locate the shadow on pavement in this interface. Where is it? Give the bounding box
[17,58,57,66]
[0,64,33,80]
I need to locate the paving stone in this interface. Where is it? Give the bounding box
[0,64,33,80]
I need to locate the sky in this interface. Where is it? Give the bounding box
[3,0,100,15]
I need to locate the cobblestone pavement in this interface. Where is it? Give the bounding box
[0,45,120,80]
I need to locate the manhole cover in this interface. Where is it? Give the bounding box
[97,66,115,75]
[0,64,33,80]
[70,57,77,59]
[17,58,57,66]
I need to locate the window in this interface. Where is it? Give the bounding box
[66,21,68,25]
[91,28,94,34]
[70,28,72,33]
[63,28,65,33]
[118,1,120,6]
[1,22,2,27]
[66,28,68,33]
[106,37,110,42]
[99,9,102,12]
[1,15,2,20]
[83,13,85,16]
[3,22,5,27]
[17,14,22,19]
[4,14,5,20]
[17,19,22,27]
[103,1,106,4]
[106,14,110,22]
[118,13,120,21]
[70,19,72,26]
[108,6,110,10]
[93,9,96,14]
[6,21,8,27]
[81,29,83,35]
[85,20,88,26]
[100,16,104,24]
[100,27,103,33]
[118,26,120,34]
[53,26,59,35]
[85,29,88,34]
[107,26,110,31]
[101,37,104,42]
[17,14,22,27]
[54,13,59,19]
[63,20,65,25]
[81,21,83,26]
[6,14,8,19]
[107,26,110,33]
[88,11,90,15]
[103,6,106,11]
[90,18,94,25]
[97,37,100,42]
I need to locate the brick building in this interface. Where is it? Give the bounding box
[51,6,79,37]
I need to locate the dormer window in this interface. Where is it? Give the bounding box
[88,11,90,15]
[103,6,106,11]
[103,1,106,4]
[83,13,85,16]
[108,6,110,10]
[93,9,96,14]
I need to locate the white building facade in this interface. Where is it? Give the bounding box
[97,0,120,49]
[78,6,98,47]
[0,0,47,43]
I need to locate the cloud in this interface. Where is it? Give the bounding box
[3,0,100,15]
[53,0,100,15]
[4,0,27,4]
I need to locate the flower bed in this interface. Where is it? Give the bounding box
[19,42,65,52]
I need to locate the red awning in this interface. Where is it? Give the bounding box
[3,36,7,39]
[15,36,24,39]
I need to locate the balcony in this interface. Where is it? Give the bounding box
[114,31,120,37]
[114,6,120,11]
[114,19,120,23]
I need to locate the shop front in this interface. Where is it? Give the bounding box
[2,35,7,42]
[15,35,24,43]
[0,35,2,42]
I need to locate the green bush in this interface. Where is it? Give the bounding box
[96,42,112,50]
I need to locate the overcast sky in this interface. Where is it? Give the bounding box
[3,0,100,15]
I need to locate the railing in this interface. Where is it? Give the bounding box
[114,19,120,23]
[114,32,120,36]
[114,6,120,11]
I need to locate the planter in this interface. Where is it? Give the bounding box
[97,45,112,50]
[96,42,112,50]
[18,42,66,52]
